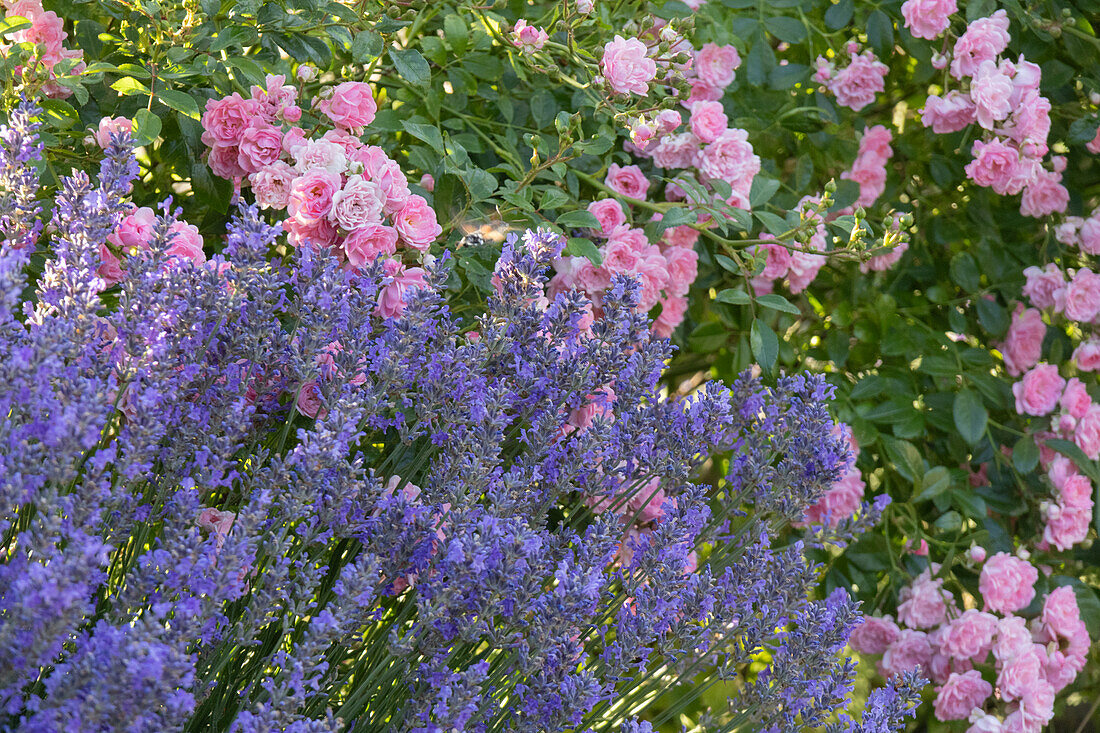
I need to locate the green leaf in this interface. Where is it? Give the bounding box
[824,0,853,29]
[953,490,988,520]
[749,176,781,207]
[565,237,602,265]
[529,89,558,130]
[976,297,1008,337]
[226,56,266,86]
[750,319,778,371]
[914,466,951,501]
[401,121,444,155]
[764,16,806,43]
[111,77,151,96]
[883,438,924,483]
[40,100,79,130]
[390,48,430,87]
[539,188,571,210]
[1012,434,1040,473]
[755,211,788,235]
[953,389,988,445]
[716,288,751,305]
[132,108,162,146]
[949,252,981,292]
[352,30,383,63]
[156,89,201,120]
[443,14,469,54]
[715,254,740,273]
[0,15,31,36]
[934,510,962,533]
[756,293,800,315]
[867,10,894,57]
[556,209,602,230]
[661,206,697,229]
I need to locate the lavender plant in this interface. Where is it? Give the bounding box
[0,102,920,733]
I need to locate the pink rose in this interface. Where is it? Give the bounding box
[1041,586,1083,639]
[999,306,1045,376]
[934,671,993,722]
[662,246,698,297]
[166,221,205,265]
[296,380,325,419]
[970,60,1013,129]
[1020,169,1069,219]
[828,50,888,111]
[343,223,398,268]
[651,132,701,170]
[1073,338,1100,371]
[364,157,411,216]
[1080,213,1100,254]
[996,643,1045,702]
[653,294,687,337]
[249,161,296,210]
[605,163,650,200]
[689,100,728,144]
[331,175,385,231]
[859,241,909,273]
[588,198,627,236]
[699,128,760,192]
[393,195,441,252]
[1006,90,1051,148]
[601,35,657,95]
[950,10,1011,79]
[288,169,341,224]
[201,93,261,147]
[979,552,1038,614]
[1021,263,1065,310]
[654,109,683,135]
[236,121,283,174]
[880,629,932,677]
[1011,363,1064,416]
[419,173,435,192]
[567,386,616,431]
[992,615,1034,663]
[285,217,339,252]
[1060,377,1092,419]
[293,140,348,175]
[1073,404,1100,459]
[632,253,669,311]
[849,616,901,654]
[207,144,248,180]
[98,245,125,286]
[376,259,428,318]
[752,240,792,281]
[941,609,998,663]
[94,116,132,149]
[800,466,864,526]
[250,73,299,123]
[694,43,741,90]
[921,92,976,133]
[897,570,951,629]
[603,239,640,274]
[1062,267,1100,322]
[108,206,157,252]
[282,126,307,156]
[965,139,1022,195]
[510,19,549,53]
[901,0,957,39]
[1043,502,1092,551]
[317,81,377,129]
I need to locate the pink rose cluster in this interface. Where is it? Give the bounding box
[548,195,697,337]
[201,81,440,316]
[98,206,206,286]
[2,0,85,99]
[851,557,1091,730]
[747,200,827,296]
[797,422,868,527]
[813,43,889,112]
[917,11,1067,219]
[900,0,957,40]
[1034,448,1096,552]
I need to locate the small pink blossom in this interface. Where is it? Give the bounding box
[343,223,398,268]
[934,670,993,722]
[201,93,261,147]
[828,50,888,111]
[331,175,385,231]
[288,169,341,224]
[1080,212,1100,254]
[376,259,428,318]
[1074,404,1100,459]
[249,162,297,210]
[979,552,1038,614]
[588,198,628,236]
[601,35,657,96]
[971,60,1014,129]
[393,195,442,252]
[694,42,741,90]
[689,100,728,144]
[879,629,932,677]
[698,128,760,193]
[965,139,1022,195]
[419,173,435,192]
[93,116,132,149]
[897,570,952,629]
[166,221,205,265]
[1020,169,1069,219]
[951,10,1011,79]
[511,19,549,53]
[317,81,378,129]
[605,163,650,200]
[1062,267,1100,323]
[293,139,348,176]
[1073,338,1100,371]
[1021,263,1065,310]
[901,0,957,39]
[998,306,1045,376]
[941,609,998,663]
[848,616,901,655]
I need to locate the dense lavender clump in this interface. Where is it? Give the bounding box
[0,103,920,732]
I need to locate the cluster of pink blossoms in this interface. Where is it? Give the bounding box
[97,204,206,286]
[1,0,84,99]
[851,557,1091,731]
[915,10,1067,219]
[549,192,697,336]
[813,42,889,112]
[200,76,440,317]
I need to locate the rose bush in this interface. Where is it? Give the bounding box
[2,0,1099,730]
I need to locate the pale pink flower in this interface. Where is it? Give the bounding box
[93,116,132,149]
[979,552,1038,613]
[588,198,628,236]
[511,19,549,53]
[343,223,398,268]
[1021,264,1065,310]
[1074,404,1100,459]
[694,42,741,90]
[288,169,341,224]
[376,259,428,318]
[201,93,261,147]
[971,60,1014,129]
[296,380,324,419]
[965,139,1022,195]
[293,139,348,176]
[662,246,698,297]
[880,629,932,676]
[901,0,957,39]
[934,670,993,722]
[950,10,1011,79]
[689,100,728,144]
[317,81,377,129]
[897,570,951,629]
[998,306,1045,376]
[1073,338,1100,371]
[941,609,998,663]
[1060,378,1091,419]
[1020,170,1068,219]
[393,194,442,252]
[698,128,760,192]
[653,294,687,337]
[828,50,888,111]
[848,616,901,654]
[1062,267,1100,322]
[249,161,297,210]
[996,643,1046,702]
[330,175,385,231]
[651,132,701,170]
[1080,212,1100,254]
[1041,586,1084,639]
[166,221,205,265]
[601,35,657,95]
[605,163,650,200]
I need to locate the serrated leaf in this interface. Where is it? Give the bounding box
[953,490,988,519]
[352,30,383,63]
[111,77,150,96]
[1012,435,1040,473]
[715,254,740,273]
[132,108,162,146]
[764,16,806,43]
[401,121,444,155]
[953,389,988,445]
[390,48,430,87]
[755,211,788,235]
[157,89,200,120]
[40,99,79,130]
[565,237,602,265]
[556,209,602,230]
[716,288,751,305]
[443,15,468,54]
[750,319,778,371]
[824,0,853,29]
[540,187,571,210]
[756,293,800,315]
